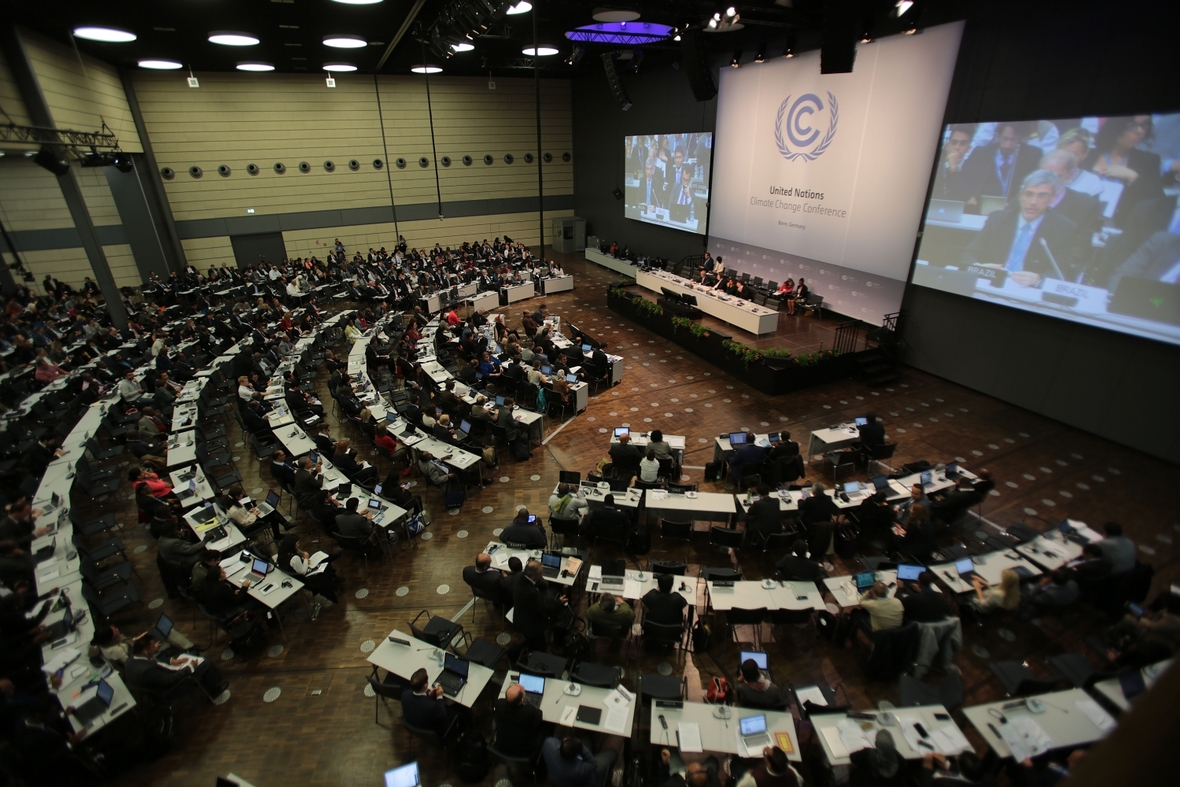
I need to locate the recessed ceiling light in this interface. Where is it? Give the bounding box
[236,62,275,72]
[138,59,184,70]
[506,2,532,14]
[331,0,383,4]
[451,42,474,52]
[73,27,137,43]
[522,46,559,56]
[323,63,357,72]
[410,65,443,74]
[209,32,260,46]
[323,35,367,49]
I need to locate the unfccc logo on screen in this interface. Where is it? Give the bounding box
[774,92,839,161]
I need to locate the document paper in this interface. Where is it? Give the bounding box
[677,722,703,753]
[602,686,632,734]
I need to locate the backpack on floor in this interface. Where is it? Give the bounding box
[444,483,466,509]
[481,445,498,468]
[512,437,531,461]
[454,728,489,783]
[704,461,724,482]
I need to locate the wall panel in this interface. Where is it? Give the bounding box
[102,243,140,288]
[0,159,74,231]
[180,236,235,270]
[20,247,91,287]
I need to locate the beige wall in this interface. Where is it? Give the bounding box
[0,158,74,232]
[180,236,235,270]
[132,71,573,223]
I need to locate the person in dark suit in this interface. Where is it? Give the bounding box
[899,571,950,623]
[1039,151,1104,241]
[501,509,547,549]
[798,483,839,526]
[775,540,829,581]
[124,635,228,701]
[858,414,886,450]
[401,667,466,739]
[641,573,688,626]
[293,456,324,508]
[637,160,668,212]
[462,552,503,599]
[931,124,978,201]
[241,400,271,437]
[583,494,631,542]
[743,484,784,544]
[494,682,549,758]
[727,441,768,486]
[960,121,1042,204]
[270,449,297,489]
[513,560,567,652]
[1087,115,1165,228]
[962,170,1081,287]
[1107,230,1180,292]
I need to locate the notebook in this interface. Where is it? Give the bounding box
[738,714,772,756]
[519,673,545,707]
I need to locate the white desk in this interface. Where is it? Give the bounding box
[501,672,637,737]
[225,557,306,639]
[540,275,575,294]
[485,541,582,587]
[165,432,198,468]
[823,570,902,610]
[610,433,687,467]
[812,705,971,766]
[586,248,638,279]
[170,401,200,432]
[636,269,779,336]
[645,491,735,522]
[501,282,535,304]
[367,629,495,708]
[171,465,217,507]
[1089,660,1170,713]
[469,290,499,312]
[649,699,802,761]
[963,689,1113,758]
[569,483,644,511]
[806,425,862,460]
[587,569,699,605]
[706,580,824,612]
[929,550,1042,593]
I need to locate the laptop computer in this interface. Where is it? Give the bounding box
[436,652,470,697]
[38,492,62,516]
[455,419,472,441]
[581,343,593,353]
[540,552,563,579]
[254,489,281,518]
[600,558,626,590]
[843,481,862,496]
[928,199,965,223]
[740,651,769,671]
[978,195,1009,215]
[559,470,581,484]
[565,373,578,384]
[70,679,115,727]
[870,475,890,491]
[728,431,748,447]
[149,612,175,642]
[541,365,552,375]
[1108,277,1180,326]
[944,462,960,478]
[767,432,781,444]
[919,470,934,487]
[247,557,271,584]
[953,557,979,582]
[519,673,546,707]
[46,604,75,640]
[897,564,925,582]
[738,714,772,756]
[495,395,506,407]
[34,536,57,564]
[613,427,630,438]
[854,571,876,591]
[854,417,868,427]
[176,479,198,501]
[384,761,420,787]
[368,498,384,513]
[1118,669,1147,701]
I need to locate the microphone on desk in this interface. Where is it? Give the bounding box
[1038,238,1066,281]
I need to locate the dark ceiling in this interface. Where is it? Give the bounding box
[4,0,970,79]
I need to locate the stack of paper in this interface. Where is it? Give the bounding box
[1076,699,1116,734]
[999,717,1052,761]
[837,719,876,754]
[677,722,703,753]
[601,687,632,734]
[795,686,828,707]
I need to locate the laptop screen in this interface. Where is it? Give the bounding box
[541,553,561,569]
[945,462,958,475]
[739,714,767,736]
[252,557,270,576]
[855,417,868,427]
[96,678,115,706]
[566,373,578,384]
[843,482,860,494]
[954,558,974,575]
[155,613,174,638]
[767,433,780,443]
[614,427,630,438]
[581,344,592,353]
[444,652,469,678]
[729,432,748,446]
[920,470,933,485]
[871,476,889,491]
[896,564,924,581]
[384,762,420,787]
[385,411,396,423]
[374,484,383,496]
[265,490,280,507]
[854,572,875,590]
[602,558,626,577]
[541,365,552,375]
[519,673,545,694]
[368,498,383,510]
[459,419,472,434]
[495,395,506,406]
[1119,670,1147,700]
[740,651,768,670]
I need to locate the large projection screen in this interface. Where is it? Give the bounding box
[708,22,963,321]
[912,113,1180,346]
[624,133,713,235]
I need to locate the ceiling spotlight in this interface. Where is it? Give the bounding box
[323,35,367,48]
[138,59,183,70]
[726,7,737,18]
[410,65,443,74]
[783,36,796,58]
[522,46,559,56]
[451,41,475,52]
[708,18,718,30]
[236,62,275,71]
[73,26,136,43]
[564,46,585,66]
[858,22,873,43]
[506,1,532,13]
[754,44,766,63]
[323,63,358,72]
[209,32,260,46]
[895,1,915,15]
[730,49,742,68]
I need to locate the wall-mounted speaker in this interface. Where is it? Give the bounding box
[348,159,360,171]
[33,148,70,176]
[483,154,493,165]
[373,159,384,169]
[298,161,311,173]
[395,157,407,169]
[324,160,335,172]
[601,52,632,111]
[562,152,572,162]
[542,152,552,163]
[418,156,429,167]
[523,153,534,163]
[189,165,203,179]
[274,163,286,174]
[246,163,260,175]
[161,166,175,180]
[681,30,717,102]
[612,187,623,200]
[441,156,451,167]
[217,165,231,177]
[462,155,473,166]
[503,153,514,164]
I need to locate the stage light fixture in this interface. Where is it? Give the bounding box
[33,147,71,176]
[138,59,183,70]
[209,33,260,46]
[236,62,275,71]
[730,49,742,68]
[754,44,766,63]
[506,1,532,13]
[323,35,367,48]
[522,46,559,56]
[410,64,443,73]
[73,27,136,43]
[895,1,915,16]
[726,7,737,18]
[451,41,474,52]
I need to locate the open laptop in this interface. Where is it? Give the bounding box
[897,564,925,582]
[928,199,965,223]
[541,365,552,375]
[559,470,581,485]
[953,557,979,583]
[738,714,773,756]
[728,431,748,447]
[613,427,630,438]
[384,762,420,787]
[38,492,62,516]
[454,419,472,442]
[919,470,934,488]
[247,557,271,584]
[540,552,563,580]
[1108,277,1180,326]
[519,673,546,707]
[565,373,578,384]
[870,475,890,492]
[148,612,175,642]
[1118,669,1147,702]
[581,343,593,353]
[254,489,281,518]
[436,652,470,697]
[70,679,115,727]
[843,481,864,497]
[944,461,960,479]
[368,498,384,514]
[176,478,198,502]
[494,395,506,407]
[854,571,876,591]
[740,651,769,671]
[854,416,868,427]
[45,604,75,640]
[599,558,626,591]
[979,195,1009,215]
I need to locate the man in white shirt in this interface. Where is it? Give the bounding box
[118,370,151,407]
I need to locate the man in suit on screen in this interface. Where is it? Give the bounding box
[962,170,1080,287]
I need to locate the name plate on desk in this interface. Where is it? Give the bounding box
[1039,279,1109,312]
[965,265,1007,286]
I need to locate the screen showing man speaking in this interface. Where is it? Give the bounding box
[623,132,712,235]
[707,22,963,321]
[912,113,1180,346]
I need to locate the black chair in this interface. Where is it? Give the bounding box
[641,619,686,653]
[865,442,898,476]
[639,674,686,701]
[899,671,963,710]
[517,650,569,679]
[549,516,581,549]
[402,718,455,775]
[331,531,374,574]
[709,526,744,552]
[659,518,693,543]
[702,567,742,582]
[570,661,619,688]
[648,560,686,576]
[457,633,505,670]
[470,583,505,626]
[367,670,404,725]
[81,581,141,620]
[989,661,1067,697]
[409,610,463,650]
[488,740,538,785]
[1048,653,1098,688]
[79,555,133,592]
[822,450,858,484]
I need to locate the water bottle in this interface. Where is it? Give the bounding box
[434,648,443,667]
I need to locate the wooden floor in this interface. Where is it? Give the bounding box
[91,250,1176,787]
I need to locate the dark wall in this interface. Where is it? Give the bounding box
[572,60,717,262]
[901,0,1180,463]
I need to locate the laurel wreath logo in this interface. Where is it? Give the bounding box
[775,92,839,162]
